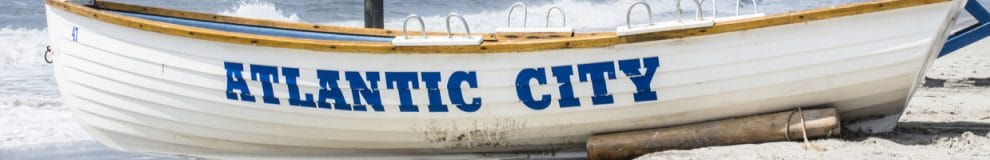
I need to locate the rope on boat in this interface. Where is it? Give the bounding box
[43,45,53,64]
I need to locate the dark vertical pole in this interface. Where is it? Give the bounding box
[364,0,384,29]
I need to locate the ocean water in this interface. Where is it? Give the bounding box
[0,0,982,159]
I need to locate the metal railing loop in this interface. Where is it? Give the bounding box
[507,2,528,28]
[735,0,759,16]
[546,7,566,28]
[625,0,654,29]
[446,12,472,38]
[401,14,427,39]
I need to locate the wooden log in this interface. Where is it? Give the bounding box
[586,108,841,160]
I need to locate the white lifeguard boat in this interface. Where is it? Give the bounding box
[44,0,969,158]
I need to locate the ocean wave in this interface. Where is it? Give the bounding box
[218,1,302,23]
[0,28,48,70]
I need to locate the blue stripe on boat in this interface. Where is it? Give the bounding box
[110,11,394,42]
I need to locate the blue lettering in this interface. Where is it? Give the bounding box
[550,65,580,108]
[448,71,482,112]
[224,62,255,102]
[316,70,350,110]
[250,64,280,104]
[282,67,316,107]
[618,57,660,102]
[345,72,384,112]
[422,72,448,112]
[516,68,551,110]
[578,61,617,105]
[386,72,420,112]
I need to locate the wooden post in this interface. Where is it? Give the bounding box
[586,108,841,160]
[364,0,384,29]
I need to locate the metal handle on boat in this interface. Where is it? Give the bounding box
[710,0,718,19]
[735,0,759,16]
[626,0,654,29]
[43,45,53,64]
[446,12,472,38]
[545,7,566,28]
[675,0,704,22]
[402,14,427,39]
[507,2,528,28]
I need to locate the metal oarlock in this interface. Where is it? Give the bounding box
[625,0,654,29]
[675,0,704,22]
[495,3,573,40]
[617,0,715,36]
[401,14,427,39]
[545,7,565,28]
[446,12,471,38]
[507,2,527,28]
[393,13,482,46]
[736,0,759,16]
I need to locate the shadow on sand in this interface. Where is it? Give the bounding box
[0,141,183,160]
[842,121,990,145]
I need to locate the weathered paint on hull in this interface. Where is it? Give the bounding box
[45,1,961,158]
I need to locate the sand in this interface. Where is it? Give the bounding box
[638,36,990,160]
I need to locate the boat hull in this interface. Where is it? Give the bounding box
[45,1,961,158]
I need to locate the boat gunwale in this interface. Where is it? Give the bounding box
[45,0,950,54]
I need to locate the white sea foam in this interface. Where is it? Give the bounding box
[0,68,86,147]
[0,28,48,69]
[0,27,79,147]
[218,1,302,23]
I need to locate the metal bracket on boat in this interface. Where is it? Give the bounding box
[392,13,483,46]
[616,0,715,36]
[714,0,766,23]
[43,45,54,64]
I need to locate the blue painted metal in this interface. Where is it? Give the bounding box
[109,11,394,42]
[940,0,990,57]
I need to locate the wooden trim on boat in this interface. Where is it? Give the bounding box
[90,0,499,39]
[45,0,950,54]
[90,0,400,37]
